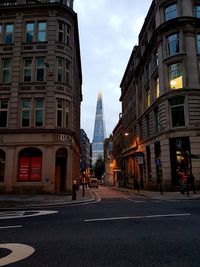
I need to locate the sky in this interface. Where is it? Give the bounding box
[74,0,152,141]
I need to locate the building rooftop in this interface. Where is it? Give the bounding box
[0,0,74,9]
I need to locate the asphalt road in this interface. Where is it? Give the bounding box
[1,186,200,267]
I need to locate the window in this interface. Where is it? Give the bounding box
[164,4,177,21]
[36,58,45,81]
[146,88,150,108]
[5,24,13,45]
[58,22,64,42]
[57,58,64,83]
[22,99,31,127]
[57,99,70,127]
[0,100,8,127]
[2,59,11,83]
[155,77,160,98]
[169,63,183,89]
[66,61,70,85]
[194,4,200,18]
[167,33,180,56]
[25,22,34,43]
[57,99,63,127]
[196,34,200,53]
[66,24,71,45]
[24,59,32,82]
[65,101,69,127]
[37,22,46,42]
[170,97,185,127]
[35,99,44,127]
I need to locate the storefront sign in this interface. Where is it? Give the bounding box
[31,157,42,181]
[137,156,143,165]
[18,157,30,181]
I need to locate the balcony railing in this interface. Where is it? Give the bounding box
[0,0,73,9]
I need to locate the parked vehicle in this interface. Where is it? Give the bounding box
[89,178,99,188]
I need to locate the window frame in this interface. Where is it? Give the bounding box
[2,58,11,83]
[34,99,44,127]
[169,62,183,89]
[164,3,177,21]
[25,22,34,44]
[167,33,180,56]
[0,100,8,127]
[5,23,14,45]
[170,97,185,128]
[23,58,32,82]
[194,4,200,18]
[37,21,46,42]
[36,58,45,82]
[21,99,31,127]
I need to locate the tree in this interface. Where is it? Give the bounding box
[94,156,105,179]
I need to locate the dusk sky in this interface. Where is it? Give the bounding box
[74,1,152,141]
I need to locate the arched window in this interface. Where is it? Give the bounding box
[0,149,5,182]
[18,148,42,182]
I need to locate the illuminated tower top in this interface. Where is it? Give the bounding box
[92,91,106,166]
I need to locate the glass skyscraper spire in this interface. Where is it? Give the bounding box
[92,91,106,166]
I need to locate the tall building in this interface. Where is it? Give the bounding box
[80,129,91,177]
[0,0,82,193]
[119,0,200,190]
[92,91,106,167]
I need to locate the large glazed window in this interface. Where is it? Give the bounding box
[0,100,8,127]
[23,58,32,82]
[35,99,44,127]
[167,33,180,56]
[164,4,177,21]
[21,99,31,127]
[5,24,13,45]
[2,59,11,83]
[37,22,46,42]
[25,22,34,44]
[36,58,45,81]
[18,148,42,182]
[170,97,185,128]
[194,4,200,18]
[169,63,183,89]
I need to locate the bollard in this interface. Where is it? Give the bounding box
[72,180,77,200]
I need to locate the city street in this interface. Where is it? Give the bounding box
[1,186,200,267]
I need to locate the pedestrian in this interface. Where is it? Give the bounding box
[188,172,196,194]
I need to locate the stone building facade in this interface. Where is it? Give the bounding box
[120,0,200,190]
[0,0,82,193]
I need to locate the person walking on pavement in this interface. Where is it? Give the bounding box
[188,172,196,194]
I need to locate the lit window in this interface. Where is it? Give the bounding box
[0,100,8,127]
[24,59,32,82]
[170,97,185,127]
[2,59,11,83]
[5,24,13,45]
[36,58,45,81]
[146,88,150,108]
[22,99,31,127]
[37,22,46,42]
[35,99,44,127]
[167,33,180,56]
[169,63,183,89]
[155,77,159,98]
[194,4,200,18]
[26,22,34,43]
[196,34,200,53]
[165,4,177,21]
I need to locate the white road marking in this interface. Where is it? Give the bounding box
[0,243,35,266]
[84,213,191,222]
[123,197,134,201]
[0,210,58,220]
[0,225,22,230]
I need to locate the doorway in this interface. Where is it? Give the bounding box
[55,148,67,192]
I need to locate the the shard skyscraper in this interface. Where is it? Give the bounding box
[92,91,106,167]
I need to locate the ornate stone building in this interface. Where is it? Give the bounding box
[120,0,200,190]
[0,0,82,193]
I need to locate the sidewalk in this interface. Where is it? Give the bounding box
[0,187,95,210]
[114,187,200,201]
